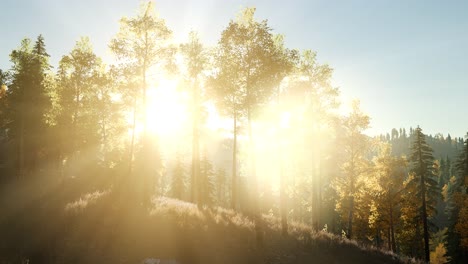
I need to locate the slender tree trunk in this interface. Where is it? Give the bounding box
[247,109,255,189]
[421,174,430,263]
[277,85,287,236]
[376,228,381,249]
[18,114,25,179]
[126,90,138,193]
[73,83,79,150]
[390,206,397,252]
[142,20,149,137]
[141,61,147,137]
[347,153,356,239]
[419,141,430,263]
[387,228,391,250]
[311,128,318,231]
[141,33,152,207]
[347,196,354,239]
[191,107,197,204]
[68,82,81,178]
[191,79,200,206]
[310,158,316,229]
[139,11,151,206]
[102,119,107,164]
[317,156,323,230]
[280,149,287,236]
[248,105,263,248]
[231,111,237,210]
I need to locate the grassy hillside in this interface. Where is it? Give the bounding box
[0,175,418,264]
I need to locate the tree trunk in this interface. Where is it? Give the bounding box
[419,139,430,263]
[376,228,381,249]
[277,85,287,236]
[421,174,430,263]
[18,115,25,179]
[387,228,391,250]
[317,156,322,230]
[191,79,200,206]
[73,83,79,152]
[125,89,138,199]
[280,149,287,236]
[347,196,354,239]
[390,206,397,252]
[142,29,148,137]
[248,105,263,248]
[231,111,237,210]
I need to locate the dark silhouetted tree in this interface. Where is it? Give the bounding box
[7,35,52,178]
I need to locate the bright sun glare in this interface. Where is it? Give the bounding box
[146,78,188,137]
[144,77,230,140]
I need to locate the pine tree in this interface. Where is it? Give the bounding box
[7,35,52,178]
[439,158,447,188]
[170,154,186,200]
[215,168,228,207]
[199,155,215,206]
[408,126,439,263]
[447,135,468,263]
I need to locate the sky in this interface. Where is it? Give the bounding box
[1,0,467,137]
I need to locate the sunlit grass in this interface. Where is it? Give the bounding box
[65,189,110,213]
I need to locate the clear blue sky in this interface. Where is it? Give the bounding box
[1,0,467,137]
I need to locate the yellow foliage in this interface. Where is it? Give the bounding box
[0,84,6,98]
[430,243,448,264]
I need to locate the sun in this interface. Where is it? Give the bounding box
[146,78,188,138]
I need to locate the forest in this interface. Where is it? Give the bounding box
[0,2,467,264]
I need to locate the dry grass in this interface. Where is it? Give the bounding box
[0,177,416,263]
[65,189,110,213]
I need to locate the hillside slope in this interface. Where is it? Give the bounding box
[0,178,415,264]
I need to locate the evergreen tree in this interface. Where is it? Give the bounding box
[215,168,228,207]
[439,158,447,188]
[454,137,468,193]
[199,155,215,206]
[6,35,52,178]
[447,135,468,263]
[170,154,186,200]
[407,126,439,263]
